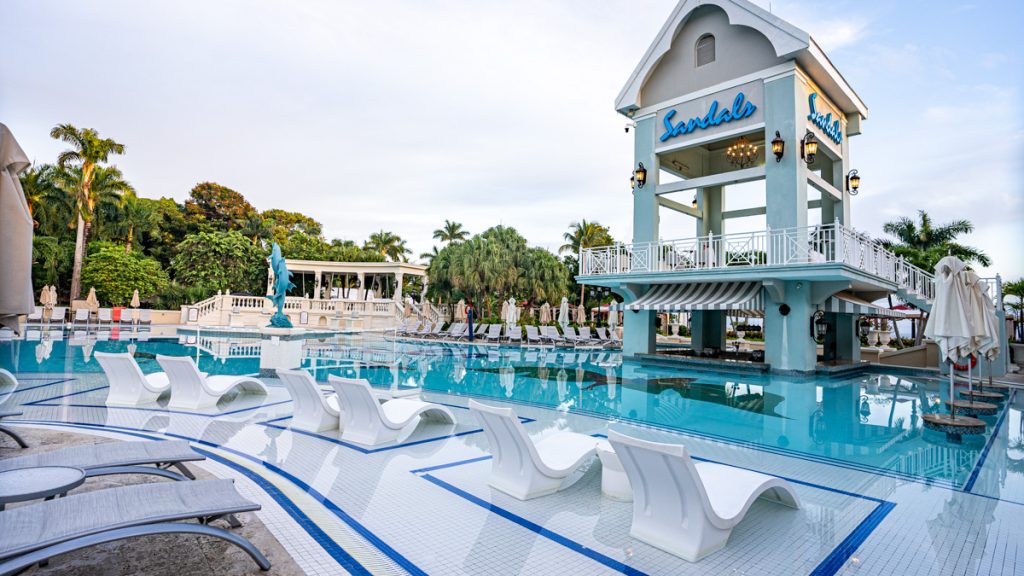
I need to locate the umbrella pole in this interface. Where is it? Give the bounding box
[949,359,956,420]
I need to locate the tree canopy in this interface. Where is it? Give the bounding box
[80,242,168,306]
[880,210,991,271]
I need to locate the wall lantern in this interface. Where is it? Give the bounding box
[691,195,698,208]
[633,163,648,188]
[811,310,829,340]
[800,131,818,164]
[630,174,636,189]
[858,316,871,338]
[771,130,785,162]
[846,169,861,195]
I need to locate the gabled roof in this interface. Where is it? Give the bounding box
[616,0,868,120]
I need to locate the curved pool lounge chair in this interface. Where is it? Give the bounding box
[95,352,171,406]
[0,369,27,449]
[329,377,455,446]
[469,400,601,500]
[606,429,800,562]
[0,479,270,575]
[0,439,203,482]
[277,368,340,432]
[157,355,267,410]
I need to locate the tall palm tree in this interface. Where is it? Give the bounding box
[419,245,441,265]
[112,192,158,252]
[364,230,410,262]
[433,220,469,245]
[560,220,613,304]
[1004,279,1024,342]
[49,124,126,299]
[880,210,991,271]
[240,214,274,247]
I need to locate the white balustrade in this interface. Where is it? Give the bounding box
[579,222,935,301]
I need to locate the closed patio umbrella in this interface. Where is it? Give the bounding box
[967,272,1001,390]
[85,287,100,310]
[923,256,980,419]
[608,302,618,330]
[558,297,569,328]
[575,304,586,325]
[455,299,466,322]
[539,302,551,324]
[130,289,141,308]
[500,299,509,322]
[0,124,33,334]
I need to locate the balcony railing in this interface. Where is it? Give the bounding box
[579,222,935,301]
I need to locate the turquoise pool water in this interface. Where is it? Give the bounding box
[0,331,997,485]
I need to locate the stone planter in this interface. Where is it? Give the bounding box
[671,323,679,336]
[867,330,879,348]
[878,331,892,349]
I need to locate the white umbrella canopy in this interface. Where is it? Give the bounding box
[575,304,586,325]
[0,124,33,334]
[455,299,466,322]
[608,302,618,329]
[558,297,570,327]
[966,272,1000,361]
[539,302,551,324]
[924,256,976,363]
[500,299,509,322]
[506,298,518,328]
[130,289,141,308]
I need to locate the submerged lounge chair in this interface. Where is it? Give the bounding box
[330,377,455,446]
[0,479,270,575]
[469,400,600,500]
[0,369,26,448]
[157,355,267,410]
[277,369,340,432]
[95,352,171,406]
[607,430,800,562]
[0,439,203,482]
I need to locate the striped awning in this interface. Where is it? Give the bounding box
[625,282,762,312]
[822,292,908,319]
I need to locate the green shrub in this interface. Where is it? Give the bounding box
[80,244,169,306]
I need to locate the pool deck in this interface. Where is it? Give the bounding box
[2,370,1023,576]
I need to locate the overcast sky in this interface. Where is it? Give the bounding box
[2,0,1021,279]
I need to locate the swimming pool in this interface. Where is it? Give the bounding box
[0,330,996,486]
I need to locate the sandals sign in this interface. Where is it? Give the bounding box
[660,93,757,143]
[807,93,843,145]
[654,81,764,149]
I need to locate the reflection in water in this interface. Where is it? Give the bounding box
[0,332,1007,485]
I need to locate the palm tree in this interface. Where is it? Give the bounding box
[113,192,158,252]
[240,214,274,247]
[49,124,126,299]
[1004,279,1024,342]
[364,230,410,262]
[880,210,991,271]
[560,220,613,304]
[433,220,469,245]
[420,245,441,265]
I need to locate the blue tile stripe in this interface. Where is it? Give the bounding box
[809,501,896,576]
[29,399,293,418]
[962,389,1016,493]
[8,378,77,393]
[257,414,534,454]
[21,385,109,406]
[12,418,428,576]
[9,420,374,575]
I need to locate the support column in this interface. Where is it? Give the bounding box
[763,281,818,372]
[622,116,660,357]
[394,273,404,300]
[314,270,322,300]
[624,310,657,358]
[833,314,860,363]
[357,272,366,300]
[764,75,808,232]
[691,186,726,351]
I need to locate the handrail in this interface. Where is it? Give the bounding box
[578,222,935,301]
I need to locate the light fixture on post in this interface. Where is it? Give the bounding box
[725,136,758,168]
[800,130,818,164]
[630,174,635,189]
[691,195,698,208]
[771,130,785,162]
[633,163,648,188]
[811,310,829,341]
[846,169,861,195]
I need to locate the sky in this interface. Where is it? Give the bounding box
[2,0,1022,280]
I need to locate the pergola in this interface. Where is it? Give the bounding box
[270,260,428,301]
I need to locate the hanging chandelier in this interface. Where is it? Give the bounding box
[725,136,758,168]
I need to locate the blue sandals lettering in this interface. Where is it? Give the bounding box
[807,93,842,144]
[660,93,757,143]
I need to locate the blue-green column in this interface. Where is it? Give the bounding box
[764,75,807,232]
[763,281,817,372]
[623,116,659,357]
[690,186,726,351]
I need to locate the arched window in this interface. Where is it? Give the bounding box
[695,34,715,67]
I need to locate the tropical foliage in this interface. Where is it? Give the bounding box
[1004,278,1024,342]
[80,243,168,306]
[432,220,469,245]
[880,210,991,271]
[427,226,568,317]
[560,220,614,305]
[170,231,269,296]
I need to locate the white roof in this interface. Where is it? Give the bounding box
[616,0,868,120]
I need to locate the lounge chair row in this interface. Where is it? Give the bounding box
[96,353,267,409]
[396,319,619,347]
[25,307,153,327]
[469,400,801,562]
[0,370,271,573]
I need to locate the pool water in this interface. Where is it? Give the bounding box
[0,331,999,486]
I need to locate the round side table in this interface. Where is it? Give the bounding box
[0,466,86,511]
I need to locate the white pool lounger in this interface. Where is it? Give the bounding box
[330,377,454,446]
[157,355,267,410]
[607,429,800,562]
[94,352,171,406]
[277,369,341,432]
[470,400,601,500]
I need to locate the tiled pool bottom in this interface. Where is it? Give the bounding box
[4,374,1024,576]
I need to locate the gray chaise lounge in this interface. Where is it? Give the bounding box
[0,440,203,481]
[0,411,26,449]
[0,479,270,575]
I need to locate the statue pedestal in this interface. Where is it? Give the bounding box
[258,326,307,378]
